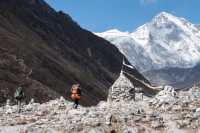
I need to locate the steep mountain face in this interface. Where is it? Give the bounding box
[144,63,200,88]
[178,63,200,88]
[196,24,200,30]
[143,67,190,88]
[96,12,200,88]
[144,63,200,89]
[0,0,149,106]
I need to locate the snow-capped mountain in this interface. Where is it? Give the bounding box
[96,12,200,72]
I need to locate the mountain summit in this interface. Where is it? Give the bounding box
[96,12,200,72]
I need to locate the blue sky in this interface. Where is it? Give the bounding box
[44,0,200,32]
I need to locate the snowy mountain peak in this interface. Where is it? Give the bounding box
[96,12,200,72]
[151,12,197,34]
[154,12,176,20]
[96,29,130,37]
[157,11,171,16]
[152,12,178,26]
[104,29,123,33]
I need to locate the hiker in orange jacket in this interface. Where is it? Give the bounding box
[71,84,81,109]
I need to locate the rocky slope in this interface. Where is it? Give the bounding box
[96,12,200,88]
[144,63,200,89]
[143,67,190,87]
[0,0,150,106]
[0,48,60,105]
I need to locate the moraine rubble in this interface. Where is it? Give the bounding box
[0,86,200,133]
[1,74,200,132]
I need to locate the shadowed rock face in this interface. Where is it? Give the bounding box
[144,64,200,89]
[0,0,148,106]
[0,48,61,105]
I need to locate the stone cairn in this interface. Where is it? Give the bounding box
[108,72,136,102]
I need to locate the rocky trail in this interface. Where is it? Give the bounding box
[1,85,200,133]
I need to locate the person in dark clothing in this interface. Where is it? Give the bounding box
[14,87,25,113]
[74,99,79,109]
[71,84,81,109]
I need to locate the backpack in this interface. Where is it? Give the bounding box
[71,85,81,100]
[14,87,24,99]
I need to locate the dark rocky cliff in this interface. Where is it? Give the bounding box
[0,0,148,106]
